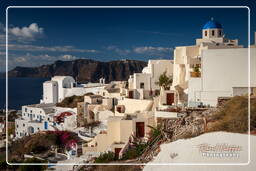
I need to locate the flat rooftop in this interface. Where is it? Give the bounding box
[25,103,56,114]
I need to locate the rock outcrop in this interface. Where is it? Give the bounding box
[7,59,147,83]
[139,110,209,163]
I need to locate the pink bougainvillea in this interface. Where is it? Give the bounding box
[45,130,78,149]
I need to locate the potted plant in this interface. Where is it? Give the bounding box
[191,65,201,77]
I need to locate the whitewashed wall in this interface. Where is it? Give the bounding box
[196,47,256,106]
[117,98,153,113]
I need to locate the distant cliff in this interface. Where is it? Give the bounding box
[7,59,147,83]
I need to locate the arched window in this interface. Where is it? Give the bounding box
[219,30,222,36]
[212,30,215,36]
[204,30,207,36]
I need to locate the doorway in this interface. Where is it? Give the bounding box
[166,93,174,105]
[136,122,145,138]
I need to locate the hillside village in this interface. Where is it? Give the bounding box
[2,19,256,168]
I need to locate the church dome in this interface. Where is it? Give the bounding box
[203,19,222,29]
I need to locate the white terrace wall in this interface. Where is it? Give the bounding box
[198,47,256,106]
[117,98,153,113]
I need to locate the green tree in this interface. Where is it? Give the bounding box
[156,71,173,90]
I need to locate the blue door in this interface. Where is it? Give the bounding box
[44,121,48,130]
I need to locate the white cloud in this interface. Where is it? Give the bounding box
[9,23,44,41]
[15,57,27,63]
[61,54,77,60]
[105,45,173,57]
[2,53,83,71]
[133,46,173,54]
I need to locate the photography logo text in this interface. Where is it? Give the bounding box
[197,143,242,158]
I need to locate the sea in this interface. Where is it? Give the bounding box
[0,77,49,110]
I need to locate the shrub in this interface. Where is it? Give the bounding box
[95,151,116,163]
[121,135,148,160]
[121,148,138,160]
[121,142,148,160]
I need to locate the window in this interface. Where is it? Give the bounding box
[23,124,25,127]
[212,30,215,36]
[204,30,207,36]
[140,82,145,89]
[219,30,222,36]
[25,108,27,112]
[30,110,32,113]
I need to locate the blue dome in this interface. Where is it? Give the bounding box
[203,20,222,29]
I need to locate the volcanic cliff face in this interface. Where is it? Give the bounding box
[7,59,147,83]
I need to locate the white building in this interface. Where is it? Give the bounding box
[171,18,250,106]
[171,18,256,107]
[128,60,173,99]
[83,112,155,158]
[42,81,58,104]
[188,47,256,106]
[41,76,106,104]
[15,103,77,138]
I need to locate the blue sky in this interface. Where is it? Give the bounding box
[0,7,250,71]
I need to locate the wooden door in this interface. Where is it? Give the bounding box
[166,93,174,105]
[114,148,122,159]
[129,91,133,98]
[136,122,145,138]
[117,106,121,113]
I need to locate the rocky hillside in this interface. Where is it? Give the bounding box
[7,59,147,83]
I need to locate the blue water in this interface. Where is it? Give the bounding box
[0,77,49,110]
